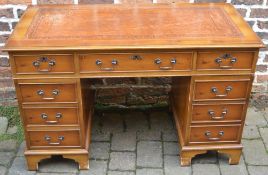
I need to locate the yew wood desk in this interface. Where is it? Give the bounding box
[3,3,264,170]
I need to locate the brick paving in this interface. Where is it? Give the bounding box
[0,107,268,175]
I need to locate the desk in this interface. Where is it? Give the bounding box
[4,3,264,170]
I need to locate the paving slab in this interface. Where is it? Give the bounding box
[101,113,124,133]
[0,140,17,151]
[37,173,75,175]
[0,117,8,134]
[192,164,220,175]
[91,131,111,142]
[137,141,162,168]
[107,171,135,175]
[162,131,178,142]
[91,115,102,133]
[245,108,267,127]
[163,142,179,155]
[192,151,218,164]
[8,157,35,175]
[111,132,136,151]
[136,168,164,175]
[90,142,110,160]
[164,155,191,175]
[0,152,15,167]
[259,127,268,150]
[137,130,161,141]
[16,141,26,157]
[38,156,78,173]
[150,111,174,131]
[219,154,248,175]
[0,166,7,175]
[248,165,268,175]
[242,139,268,165]
[124,112,149,131]
[79,160,107,175]
[109,152,136,171]
[242,125,261,139]
[7,126,17,134]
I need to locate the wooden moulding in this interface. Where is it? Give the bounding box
[179,144,242,166]
[23,95,93,171]
[24,150,89,170]
[170,76,243,166]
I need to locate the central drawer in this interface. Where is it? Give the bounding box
[79,53,193,72]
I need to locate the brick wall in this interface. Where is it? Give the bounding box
[0,0,267,108]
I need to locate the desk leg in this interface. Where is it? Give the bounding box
[25,155,51,171]
[180,150,207,166]
[218,149,242,165]
[63,154,89,169]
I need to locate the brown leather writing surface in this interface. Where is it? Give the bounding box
[4,3,264,51]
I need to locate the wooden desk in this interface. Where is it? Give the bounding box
[4,3,264,170]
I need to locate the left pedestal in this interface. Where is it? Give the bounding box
[13,78,94,171]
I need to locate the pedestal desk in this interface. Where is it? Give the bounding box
[4,3,264,170]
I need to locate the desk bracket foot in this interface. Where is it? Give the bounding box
[25,151,89,170]
[25,155,51,171]
[180,150,207,166]
[218,149,242,165]
[63,154,89,170]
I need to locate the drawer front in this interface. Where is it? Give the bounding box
[13,54,75,74]
[190,125,240,143]
[79,53,192,72]
[192,103,245,123]
[19,83,77,103]
[28,130,80,148]
[197,52,255,70]
[23,107,79,125]
[194,80,250,100]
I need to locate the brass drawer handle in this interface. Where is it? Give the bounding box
[32,57,56,72]
[96,59,118,71]
[37,89,60,100]
[215,53,237,69]
[204,131,224,141]
[154,58,176,70]
[211,86,232,97]
[208,108,228,120]
[44,135,64,145]
[40,112,62,124]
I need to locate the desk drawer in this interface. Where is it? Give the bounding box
[79,53,192,72]
[28,130,81,148]
[192,103,245,123]
[19,83,77,103]
[13,54,75,74]
[194,80,250,101]
[189,125,240,144]
[197,52,255,70]
[23,107,79,125]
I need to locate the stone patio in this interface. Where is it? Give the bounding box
[1,107,268,175]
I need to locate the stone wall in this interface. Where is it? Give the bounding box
[0,0,267,108]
